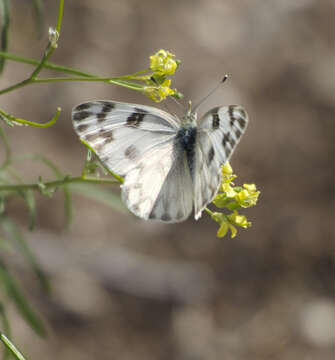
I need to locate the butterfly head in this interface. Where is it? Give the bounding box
[183,100,197,125]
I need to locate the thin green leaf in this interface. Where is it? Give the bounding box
[0,107,61,128]
[0,235,13,253]
[31,0,44,38]
[0,260,46,337]
[0,126,11,169]
[0,332,28,360]
[0,0,10,74]
[69,182,128,215]
[0,302,11,360]
[0,196,5,213]
[11,154,74,228]
[0,113,14,127]
[63,185,72,228]
[0,217,50,294]
[21,190,36,230]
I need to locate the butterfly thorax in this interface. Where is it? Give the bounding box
[176,121,197,178]
[182,109,197,126]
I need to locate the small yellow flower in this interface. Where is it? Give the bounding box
[227,211,251,229]
[243,184,256,192]
[218,221,229,238]
[228,224,238,238]
[222,162,233,177]
[235,189,249,202]
[235,184,260,207]
[143,79,177,102]
[208,163,259,238]
[150,49,178,76]
[221,183,236,198]
[210,211,239,238]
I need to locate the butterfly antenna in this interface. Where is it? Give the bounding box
[168,93,186,111]
[150,75,186,114]
[193,75,228,112]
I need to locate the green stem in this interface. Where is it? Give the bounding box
[204,207,214,216]
[0,175,120,193]
[0,51,99,77]
[30,0,64,79]
[0,0,149,96]
[0,50,152,80]
[0,127,11,169]
[56,0,64,33]
[0,0,65,95]
[0,72,145,95]
[0,78,31,96]
[33,76,115,83]
[0,107,61,128]
[0,0,10,73]
[30,43,53,79]
[117,68,151,79]
[0,332,26,360]
[33,77,145,92]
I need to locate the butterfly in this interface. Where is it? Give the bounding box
[72,99,248,223]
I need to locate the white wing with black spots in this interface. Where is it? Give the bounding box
[72,99,249,223]
[193,105,248,219]
[72,100,178,176]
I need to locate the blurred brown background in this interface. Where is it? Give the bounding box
[3,0,335,359]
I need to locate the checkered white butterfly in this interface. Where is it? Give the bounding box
[72,87,248,222]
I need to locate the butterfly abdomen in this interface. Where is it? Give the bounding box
[176,125,197,177]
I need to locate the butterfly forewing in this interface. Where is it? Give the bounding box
[72,101,178,176]
[193,105,248,219]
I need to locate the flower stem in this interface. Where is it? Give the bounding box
[0,51,99,77]
[0,175,119,193]
[0,332,27,360]
[0,0,65,95]
[56,0,64,33]
[0,107,61,127]
[204,207,214,216]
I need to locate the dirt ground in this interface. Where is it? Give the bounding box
[3,1,335,359]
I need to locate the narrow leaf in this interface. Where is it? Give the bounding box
[0,332,28,360]
[0,0,10,74]
[0,302,11,360]
[63,185,72,228]
[0,260,47,337]
[69,182,128,215]
[13,154,73,228]
[0,217,50,294]
[21,190,36,230]
[0,113,14,127]
[0,126,11,169]
[31,0,44,38]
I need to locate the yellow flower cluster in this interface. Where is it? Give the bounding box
[117,49,181,102]
[143,79,177,103]
[149,49,179,76]
[143,49,180,102]
[209,162,260,238]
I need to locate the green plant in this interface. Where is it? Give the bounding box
[0,0,260,358]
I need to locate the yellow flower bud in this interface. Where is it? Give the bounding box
[221,183,236,198]
[150,49,178,76]
[143,79,176,102]
[222,162,233,177]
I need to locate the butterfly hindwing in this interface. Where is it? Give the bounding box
[148,144,193,222]
[122,140,193,222]
[193,105,248,219]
